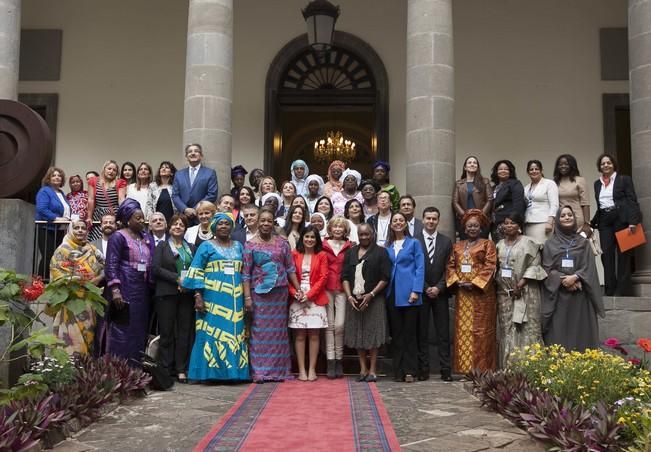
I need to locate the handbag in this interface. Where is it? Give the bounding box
[581,228,602,256]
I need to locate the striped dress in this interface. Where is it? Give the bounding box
[242,235,295,382]
[89,180,120,241]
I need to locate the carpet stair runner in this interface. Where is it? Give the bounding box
[195,378,400,451]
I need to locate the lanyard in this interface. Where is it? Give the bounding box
[134,236,145,263]
[562,240,576,259]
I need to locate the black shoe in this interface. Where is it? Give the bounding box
[357,374,368,382]
[366,374,377,383]
[441,371,453,382]
[335,360,344,378]
[327,360,336,379]
[418,373,430,381]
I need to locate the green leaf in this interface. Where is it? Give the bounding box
[65,298,87,316]
[45,287,70,305]
[51,348,69,365]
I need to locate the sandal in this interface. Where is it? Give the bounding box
[357,374,368,382]
[365,374,377,383]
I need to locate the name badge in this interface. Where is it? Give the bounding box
[561,259,574,269]
[461,264,472,274]
[224,264,235,275]
[137,263,146,272]
[501,268,513,278]
[71,214,80,221]
[180,270,188,281]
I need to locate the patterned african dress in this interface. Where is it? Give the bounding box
[183,240,249,381]
[243,235,296,382]
[446,239,497,373]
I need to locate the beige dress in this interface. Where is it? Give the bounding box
[557,176,589,228]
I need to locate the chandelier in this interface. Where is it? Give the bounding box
[314,130,356,163]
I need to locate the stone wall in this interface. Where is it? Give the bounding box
[599,296,651,358]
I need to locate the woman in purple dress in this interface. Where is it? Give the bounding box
[104,198,154,362]
[242,207,301,382]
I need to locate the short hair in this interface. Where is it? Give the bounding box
[327,215,350,238]
[260,176,277,192]
[195,200,217,213]
[399,194,416,208]
[86,170,99,178]
[490,160,517,184]
[155,161,177,185]
[219,193,235,203]
[258,206,276,220]
[504,211,524,230]
[184,143,203,154]
[377,190,391,200]
[280,180,296,193]
[42,166,66,187]
[296,225,323,253]
[169,213,189,229]
[596,153,618,172]
[100,213,116,222]
[343,199,364,220]
[553,154,580,183]
[241,203,259,212]
[422,206,440,218]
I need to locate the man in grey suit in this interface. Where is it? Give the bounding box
[91,213,116,259]
[415,207,453,381]
[399,195,423,237]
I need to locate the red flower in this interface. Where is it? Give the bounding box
[629,357,642,366]
[604,337,621,348]
[637,338,651,353]
[21,276,45,302]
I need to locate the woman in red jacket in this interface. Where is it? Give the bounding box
[322,216,353,378]
[288,226,329,381]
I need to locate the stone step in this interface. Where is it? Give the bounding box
[602,296,651,311]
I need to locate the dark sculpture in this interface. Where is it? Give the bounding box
[0,100,52,198]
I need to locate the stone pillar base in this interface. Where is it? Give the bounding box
[632,270,651,295]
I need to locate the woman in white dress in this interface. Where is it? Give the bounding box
[524,160,559,244]
[288,226,329,381]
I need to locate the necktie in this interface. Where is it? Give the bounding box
[190,167,197,187]
[427,236,435,263]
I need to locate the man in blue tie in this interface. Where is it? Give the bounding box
[172,143,218,225]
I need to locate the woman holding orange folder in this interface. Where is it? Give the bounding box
[591,153,642,296]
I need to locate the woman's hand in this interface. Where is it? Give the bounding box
[545,219,554,233]
[408,292,419,304]
[194,293,205,312]
[112,288,124,309]
[358,293,373,310]
[244,296,253,313]
[347,295,359,311]
[629,224,637,234]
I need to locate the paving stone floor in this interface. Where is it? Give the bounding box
[53,378,544,452]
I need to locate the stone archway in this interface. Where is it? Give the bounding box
[265,31,389,181]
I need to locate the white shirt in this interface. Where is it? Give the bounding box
[407,217,415,236]
[100,238,109,258]
[153,234,166,247]
[524,178,559,223]
[599,172,617,209]
[376,213,391,247]
[423,230,438,258]
[55,191,71,219]
[393,239,405,255]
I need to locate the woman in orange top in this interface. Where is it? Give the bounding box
[446,209,497,374]
[288,226,329,381]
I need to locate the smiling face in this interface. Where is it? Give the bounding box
[527,162,542,182]
[71,221,88,243]
[497,163,510,181]
[291,207,305,225]
[464,217,481,239]
[50,170,64,188]
[100,215,116,235]
[330,166,342,181]
[291,196,307,210]
[258,211,275,235]
[282,182,296,198]
[317,199,331,216]
[557,157,570,176]
[121,165,134,181]
[343,175,358,193]
[239,190,251,206]
[347,201,363,221]
[185,145,203,166]
[149,214,167,234]
[390,213,407,234]
[361,184,377,201]
[128,210,145,233]
[302,230,317,250]
[159,163,173,179]
[558,207,575,231]
[310,214,324,231]
[502,217,520,238]
[599,156,615,176]
[464,157,479,174]
[422,211,439,234]
[169,218,186,239]
[308,180,320,196]
[198,207,215,226]
[69,176,83,193]
[357,225,372,248]
[242,207,259,228]
[218,195,235,213]
[215,219,232,240]
[137,164,151,183]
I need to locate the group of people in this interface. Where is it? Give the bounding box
[35,144,642,384]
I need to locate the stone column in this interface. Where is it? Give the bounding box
[629,0,651,294]
[0,0,20,100]
[183,0,233,197]
[406,0,455,237]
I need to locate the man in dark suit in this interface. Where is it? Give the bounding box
[415,207,453,381]
[149,212,168,248]
[172,143,218,225]
[592,153,643,296]
[399,195,423,237]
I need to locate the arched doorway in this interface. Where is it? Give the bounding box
[265,31,389,183]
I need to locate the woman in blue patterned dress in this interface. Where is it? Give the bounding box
[183,212,249,381]
[243,207,302,383]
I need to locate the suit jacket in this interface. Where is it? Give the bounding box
[36,185,70,230]
[152,240,196,297]
[172,165,218,212]
[231,223,246,245]
[288,250,329,306]
[91,238,108,258]
[416,231,453,299]
[492,178,526,224]
[592,174,642,227]
[409,218,424,238]
[452,177,492,219]
[386,236,425,307]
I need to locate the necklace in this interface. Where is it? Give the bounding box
[198,228,213,240]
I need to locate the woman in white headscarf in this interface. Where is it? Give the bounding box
[331,169,363,216]
[305,174,325,214]
[290,160,310,197]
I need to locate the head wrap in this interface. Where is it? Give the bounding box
[340,169,362,187]
[373,161,391,172]
[327,160,346,183]
[310,212,328,237]
[116,198,141,224]
[461,208,489,228]
[261,192,282,212]
[209,211,235,235]
[305,174,325,196]
[290,159,309,181]
[231,165,248,178]
[358,179,380,193]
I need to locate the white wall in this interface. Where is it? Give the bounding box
[19,0,627,205]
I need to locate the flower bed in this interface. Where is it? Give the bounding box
[0,354,151,450]
[469,343,651,451]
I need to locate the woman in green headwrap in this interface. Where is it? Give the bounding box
[183,211,249,381]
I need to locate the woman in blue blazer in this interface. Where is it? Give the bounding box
[386,212,425,383]
[35,167,71,278]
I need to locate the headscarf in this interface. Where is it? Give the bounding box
[261,192,282,215]
[373,161,391,172]
[50,226,103,283]
[305,174,325,196]
[231,165,248,179]
[116,198,141,224]
[542,206,605,325]
[340,169,362,187]
[290,159,309,181]
[461,208,489,228]
[310,212,328,238]
[209,211,235,235]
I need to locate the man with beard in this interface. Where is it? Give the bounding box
[91,213,116,258]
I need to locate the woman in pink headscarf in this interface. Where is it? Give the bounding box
[323,160,346,198]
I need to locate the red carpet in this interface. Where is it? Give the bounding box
[195,379,401,451]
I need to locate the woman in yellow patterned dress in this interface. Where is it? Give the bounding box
[446,209,497,373]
